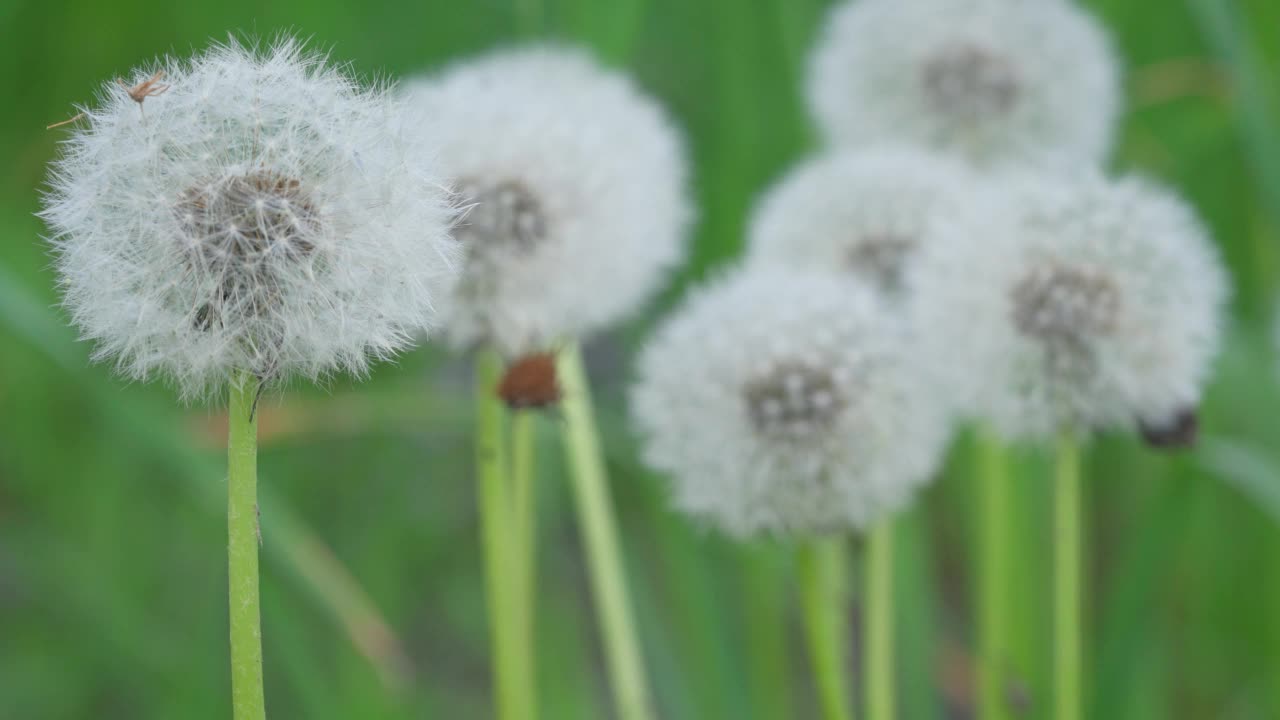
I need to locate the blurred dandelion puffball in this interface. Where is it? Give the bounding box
[748,146,982,298]
[631,266,950,537]
[807,0,1120,167]
[401,46,691,358]
[42,40,461,400]
[909,171,1229,441]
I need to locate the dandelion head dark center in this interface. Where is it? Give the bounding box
[921,43,1021,123]
[847,233,915,292]
[455,179,547,253]
[743,362,846,438]
[177,170,320,330]
[1011,262,1120,349]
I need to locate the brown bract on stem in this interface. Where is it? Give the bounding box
[497,351,560,410]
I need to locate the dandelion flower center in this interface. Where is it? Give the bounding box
[1011,262,1120,354]
[921,43,1021,123]
[847,232,915,292]
[744,362,846,439]
[455,179,548,253]
[177,170,321,330]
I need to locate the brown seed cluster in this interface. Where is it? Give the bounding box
[176,170,320,331]
[454,179,547,253]
[846,232,915,293]
[743,362,846,438]
[1010,261,1122,381]
[1011,262,1119,346]
[921,44,1021,124]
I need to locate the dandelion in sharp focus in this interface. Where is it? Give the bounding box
[807,0,1121,167]
[42,38,461,400]
[39,37,461,720]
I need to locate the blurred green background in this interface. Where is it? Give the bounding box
[3,0,1280,718]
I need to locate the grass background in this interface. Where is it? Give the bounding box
[1,0,1279,717]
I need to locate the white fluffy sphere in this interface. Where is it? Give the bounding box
[747,146,981,299]
[41,39,461,400]
[631,266,950,537]
[401,45,692,358]
[909,170,1229,441]
[807,0,1121,167]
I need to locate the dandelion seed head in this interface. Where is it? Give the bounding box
[908,170,1229,440]
[402,45,692,357]
[807,0,1120,166]
[40,37,462,400]
[631,266,950,537]
[748,146,981,298]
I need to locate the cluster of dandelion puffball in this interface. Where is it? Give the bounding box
[43,39,460,399]
[629,0,1229,539]
[401,46,691,358]
[632,267,949,536]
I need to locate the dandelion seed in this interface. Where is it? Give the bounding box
[632,266,950,537]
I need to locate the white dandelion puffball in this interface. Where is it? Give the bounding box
[631,266,950,537]
[909,170,1229,442]
[401,45,691,357]
[42,39,461,399]
[748,146,982,298]
[807,0,1121,167]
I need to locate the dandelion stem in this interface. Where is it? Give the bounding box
[228,371,266,720]
[977,430,1013,720]
[798,537,854,720]
[557,344,654,720]
[743,546,793,720]
[511,409,539,719]
[476,351,526,720]
[865,522,894,720]
[1054,428,1082,720]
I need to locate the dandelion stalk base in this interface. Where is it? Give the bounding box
[798,537,854,720]
[557,344,653,720]
[978,431,1013,720]
[228,372,266,720]
[1054,429,1082,720]
[866,522,894,720]
[476,351,533,719]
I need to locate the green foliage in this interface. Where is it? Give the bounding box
[2,0,1279,718]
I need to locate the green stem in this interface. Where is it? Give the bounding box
[1054,429,1082,720]
[865,522,894,720]
[476,351,524,720]
[977,430,1013,720]
[798,538,854,720]
[511,410,538,719]
[556,344,654,720]
[742,546,792,720]
[228,372,266,720]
